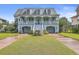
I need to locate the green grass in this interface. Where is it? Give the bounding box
[0,34,76,55]
[0,33,18,40]
[60,33,79,41]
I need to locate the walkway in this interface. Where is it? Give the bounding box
[52,34,79,54]
[0,34,27,49]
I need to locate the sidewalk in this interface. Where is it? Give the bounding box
[52,34,79,54]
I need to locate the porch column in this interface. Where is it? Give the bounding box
[49,16,52,25]
[17,18,20,33]
[19,18,23,33]
[24,17,27,25]
[41,16,44,33]
[56,16,59,33]
[33,16,36,33]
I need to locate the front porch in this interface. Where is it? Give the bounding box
[18,16,59,33]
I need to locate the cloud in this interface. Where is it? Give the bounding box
[56,6,77,22]
[59,11,76,22]
[60,12,76,17]
[63,6,75,11]
[63,7,70,10]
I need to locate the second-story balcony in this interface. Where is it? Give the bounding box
[18,16,58,25]
[18,20,58,25]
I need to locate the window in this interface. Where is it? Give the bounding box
[44,17,49,24]
[36,9,40,15]
[78,16,79,19]
[21,17,24,20]
[43,9,47,15]
[77,19,79,21]
[44,17,49,21]
[29,17,33,21]
[18,19,20,22]
[35,17,41,25]
[51,17,56,24]
[36,19,40,24]
[51,17,56,22]
[23,11,26,15]
[33,9,36,15]
[21,17,26,23]
[27,9,30,15]
[77,16,79,21]
[48,9,51,15]
[28,17,34,24]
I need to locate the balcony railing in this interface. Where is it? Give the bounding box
[18,22,58,25]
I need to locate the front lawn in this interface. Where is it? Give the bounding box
[60,33,79,41]
[0,33,18,40]
[0,34,76,55]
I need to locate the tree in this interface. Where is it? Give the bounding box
[4,22,17,33]
[59,17,70,32]
[0,23,3,29]
[0,18,9,32]
[6,25,15,32]
[72,24,79,33]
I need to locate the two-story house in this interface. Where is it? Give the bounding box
[0,18,7,32]
[71,6,79,28]
[14,8,59,34]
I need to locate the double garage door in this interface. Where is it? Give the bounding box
[46,26,55,33]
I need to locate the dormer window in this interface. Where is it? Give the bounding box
[36,9,40,15]
[33,9,37,15]
[43,9,47,15]
[27,9,30,15]
[23,11,26,15]
[33,9,40,15]
[48,9,51,15]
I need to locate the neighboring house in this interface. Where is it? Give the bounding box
[71,6,79,28]
[14,8,59,34]
[0,18,7,32]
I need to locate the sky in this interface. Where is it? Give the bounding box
[0,4,78,23]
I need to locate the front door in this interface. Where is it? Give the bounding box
[35,17,42,31]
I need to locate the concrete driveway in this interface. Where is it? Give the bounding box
[0,34,27,49]
[52,34,79,54]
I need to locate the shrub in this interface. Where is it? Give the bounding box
[72,27,79,33]
[29,30,33,34]
[43,30,48,34]
[33,30,42,36]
